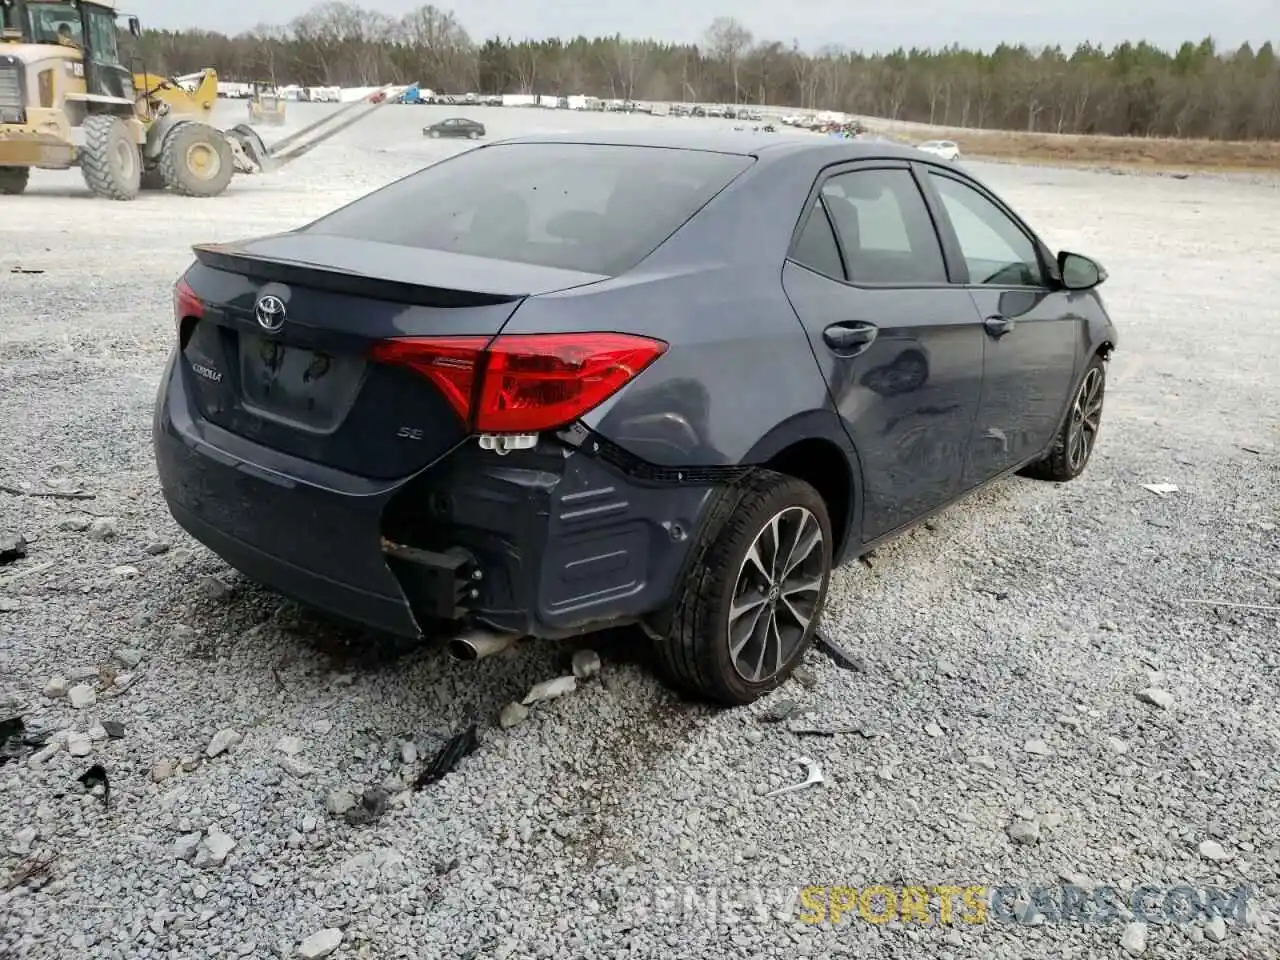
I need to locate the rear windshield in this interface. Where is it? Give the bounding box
[303,143,754,276]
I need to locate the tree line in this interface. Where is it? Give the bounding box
[123,2,1280,140]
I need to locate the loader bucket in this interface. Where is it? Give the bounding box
[226,124,274,172]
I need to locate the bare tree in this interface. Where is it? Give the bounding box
[704,16,752,104]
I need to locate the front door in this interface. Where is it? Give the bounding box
[922,169,1082,484]
[782,162,985,542]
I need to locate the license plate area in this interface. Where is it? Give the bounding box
[238,331,366,432]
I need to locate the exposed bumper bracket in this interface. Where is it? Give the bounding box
[381,539,476,621]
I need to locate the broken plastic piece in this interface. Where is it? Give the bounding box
[77,763,110,807]
[1141,482,1178,497]
[522,675,576,705]
[765,757,825,797]
[413,724,479,790]
[814,630,862,671]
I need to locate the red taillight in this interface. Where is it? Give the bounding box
[370,332,667,434]
[174,278,203,321]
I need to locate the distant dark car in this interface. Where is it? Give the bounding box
[155,131,1117,705]
[424,117,485,139]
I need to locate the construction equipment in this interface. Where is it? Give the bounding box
[247,82,285,126]
[0,0,407,200]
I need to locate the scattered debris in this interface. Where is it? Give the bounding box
[193,827,236,867]
[413,724,479,790]
[206,728,242,758]
[813,630,864,671]
[0,597,18,613]
[522,676,576,705]
[86,517,118,540]
[764,757,824,797]
[101,720,124,739]
[0,712,24,765]
[151,760,175,782]
[113,648,143,669]
[326,790,357,816]
[1007,818,1041,845]
[759,700,800,723]
[67,684,96,709]
[3,851,56,892]
[1141,482,1178,497]
[1024,739,1054,756]
[0,532,27,565]
[173,833,202,861]
[792,666,818,688]
[1136,688,1176,710]
[1120,920,1148,956]
[279,756,314,779]
[571,649,602,680]
[1204,916,1228,942]
[399,740,418,764]
[8,826,37,856]
[66,732,91,757]
[924,722,944,737]
[274,735,304,756]
[77,764,109,806]
[198,575,231,599]
[1179,598,1280,613]
[344,787,390,826]
[297,927,343,959]
[499,702,529,729]
[0,483,93,500]
[1198,839,1232,862]
[787,721,864,737]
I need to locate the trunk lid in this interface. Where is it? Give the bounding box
[178,234,607,479]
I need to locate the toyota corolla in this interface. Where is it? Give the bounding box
[154,130,1117,705]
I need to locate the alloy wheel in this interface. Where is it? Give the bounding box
[1067,366,1104,471]
[727,506,825,683]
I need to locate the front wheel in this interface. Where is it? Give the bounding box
[429,129,440,138]
[655,471,833,705]
[1021,355,1106,482]
[159,122,234,198]
[0,166,29,195]
[79,115,141,201]
[468,130,480,139]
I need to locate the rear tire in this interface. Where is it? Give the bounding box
[159,122,235,198]
[468,130,479,139]
[1021,355,1106,482]
[654,470,833,705]
[79,115,141,201]
[0,166,29,195]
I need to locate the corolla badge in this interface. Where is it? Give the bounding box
[255,294,287,332]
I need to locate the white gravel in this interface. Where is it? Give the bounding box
[1,104,1278,958]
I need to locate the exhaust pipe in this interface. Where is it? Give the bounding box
[447,627,520,662]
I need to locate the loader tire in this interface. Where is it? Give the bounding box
[0,167,29,195]
[159,122,234,198]
[79,115,141,201]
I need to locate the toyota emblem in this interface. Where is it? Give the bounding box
[255,295,286,332]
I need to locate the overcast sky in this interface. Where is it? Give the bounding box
[127,0,1272,54]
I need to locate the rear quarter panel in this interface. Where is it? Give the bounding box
[499,154,835,468]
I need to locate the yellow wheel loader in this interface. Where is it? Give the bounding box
[0,0,407,200]
[247,83,286,126]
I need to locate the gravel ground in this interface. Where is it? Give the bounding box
[1,104,1278,960]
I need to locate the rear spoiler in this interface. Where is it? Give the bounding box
[191,243,521,309]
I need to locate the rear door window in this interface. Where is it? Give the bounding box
[820,169,947,284]
[305,143,754,276]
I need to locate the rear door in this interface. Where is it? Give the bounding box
[782,161,986,542]
[920,168,1081,483]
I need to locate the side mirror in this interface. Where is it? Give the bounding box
[1058,251,1106,290]
[128,16,141,38]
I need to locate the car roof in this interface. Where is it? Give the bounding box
[493,129,930,165]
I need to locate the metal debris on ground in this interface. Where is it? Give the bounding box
[522,675,577,705]
[0,483,94,501]
[787,721,864,737]
[813,630,863,671]
[343,787,389,826]
[1179,598,1280,613]
[413,724,479,790]
[0,532,27,565]
[1141,482,1179,496]
[765,757,825,797]
[77,764,110,807]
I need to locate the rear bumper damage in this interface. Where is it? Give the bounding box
[153,351,714,641]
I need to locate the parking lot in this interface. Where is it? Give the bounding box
[1,103,1277,958]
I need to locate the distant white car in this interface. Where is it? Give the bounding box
[917,139,962,161]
